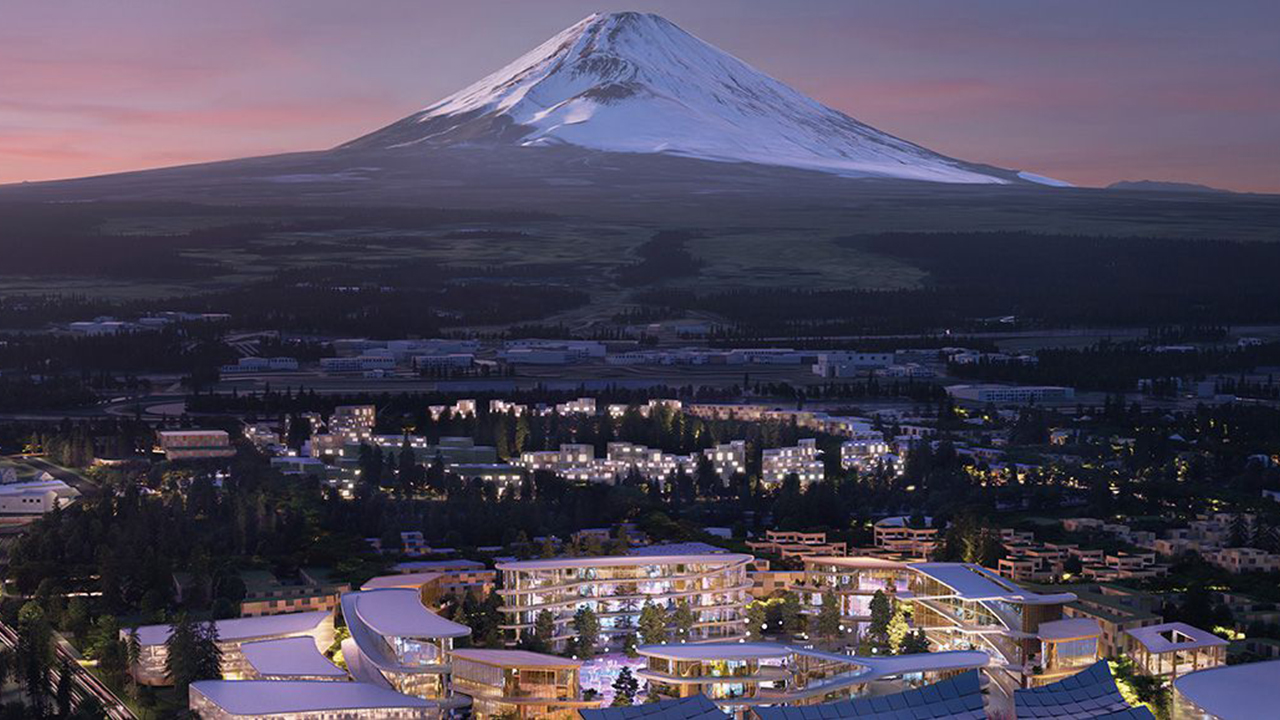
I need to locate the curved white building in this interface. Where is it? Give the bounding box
[635,641,990,714]
[189,679,435,719]
[340,589,471,706]
[496,550,753,652]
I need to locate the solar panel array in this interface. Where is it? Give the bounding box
[751,670,987,720]
[580,694,726,720]
[1015,661,1151,719]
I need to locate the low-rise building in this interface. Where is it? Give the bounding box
[1125,622,1227,680]
[450,649,598,719]
[189,680,437,719]
[130,610,336,685]
[158,429,236,461]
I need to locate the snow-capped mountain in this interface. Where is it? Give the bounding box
[343,12,1039,185]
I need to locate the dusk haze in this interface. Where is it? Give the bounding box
[1,3,1278,720]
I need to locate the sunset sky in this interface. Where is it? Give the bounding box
[3,0,1278,191]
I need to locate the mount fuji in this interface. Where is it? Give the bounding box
[343,12,1046,185]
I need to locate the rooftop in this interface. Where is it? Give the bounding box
[239,637,346,679]
[190,680,431,714]
[134,609,331,647]
[361,572,443,591]
[1015,660,1148,719]
[497,552,751,572]
[342,588,470,639]
[1038,618,1104,642]
[391,559,487,572]
[580,694,723,719]
[636,642,792,662]
[753,670,987,720]
[1173,659,1280,719]
[909,562,1077,605]
[450,648,581,668]
[1125,622,1228,654]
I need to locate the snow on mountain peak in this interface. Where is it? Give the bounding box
[342,12,1017,184]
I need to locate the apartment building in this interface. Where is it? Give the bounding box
[1047,583,1163,659]
[495,549,752,652]
[1206,546,1280,574]
[331,404,377,440]
[703,440,747,481]
[839,432,893,472]
[746,530,847,559]
[946,384,1076,404]
[189,680,438,719]
[761,439,825,487]
[872,516,939,558]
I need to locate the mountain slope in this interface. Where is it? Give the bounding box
[342,12,1032,185]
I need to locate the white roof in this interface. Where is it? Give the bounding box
[391,559,487,572]
[1126,622,1228,653]
[343,589,470,639]
[134,610,331,647]
[0,478,76,497]
[191,680,431,714]
[451,648,581,668]
[908,562,1076,605]
[361,572,442,591]
[240,637,347,678]
[804,556,909,570]
[497,552,751,571]
[637,642,792,662]
[1037,618,1103,641]
[159,429,229,437]
[1173,660,1280,719]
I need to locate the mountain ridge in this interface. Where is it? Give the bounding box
[341,11,1049,185]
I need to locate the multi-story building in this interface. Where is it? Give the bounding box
[703,440,747,481]
[1044,583,1163,659]
[495,549,752,652]
[946,384,1075,405]
[872,516,939,558]
[797,556,912,634]
[340,588,472,709]
[238,569,349,618]
[747,530,847,559]
[906,563,1098,691]
[1206,546,1280,574]
[328,404,376,443]
[450,649,599,719]
[636,642,989,714]
[157,429,236,461]
[839,432,893,472]
[761,439,825,487]
[129,610,336,685]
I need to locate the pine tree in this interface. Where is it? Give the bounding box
[17,601,53,716]
[164,614,198,693]
[611,667,639,706]
[672,600,696,642]
[902,629,931,654]
[572,606,601,658]
[868,590,892,650]
[887,605,911,654]
[639,602,668,644]
[817,591,843,644]
[55,658,74,717]
[746,601,767,638]
[780,592,805,636]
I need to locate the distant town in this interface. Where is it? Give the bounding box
[2,308,1280,720]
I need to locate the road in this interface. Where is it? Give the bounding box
[12,455,104,499]
[0,618,136,720]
